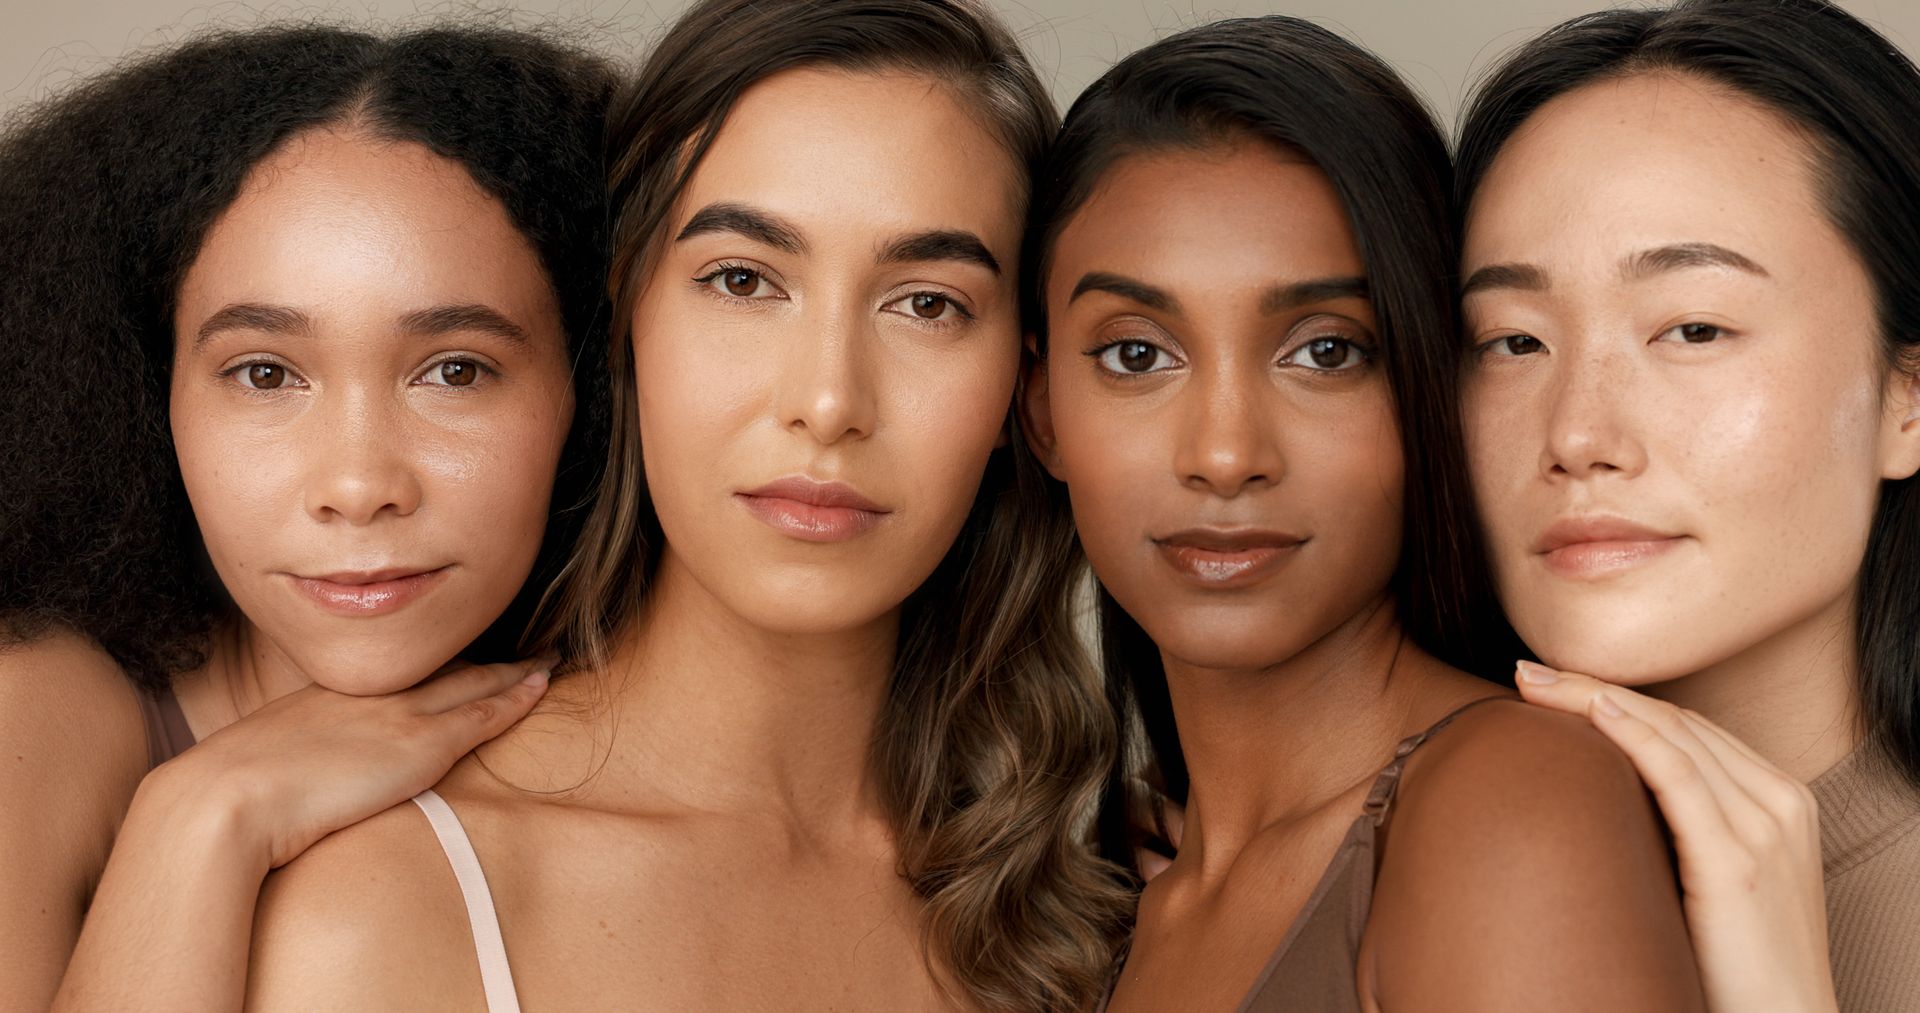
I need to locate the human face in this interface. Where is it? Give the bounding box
[1026,143,1402,671]
[631,69,1023,635]
[171,127,575,694]
[1461,72,1920,684]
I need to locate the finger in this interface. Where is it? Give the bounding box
[1673,710,1817,830]
[433,667,551,751]
[409,654,557,714]
[1137,848,1173,882]
[1513,661,1611,714]
[1587,692,1746,860]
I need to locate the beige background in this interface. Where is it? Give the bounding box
[5,1,1918,130]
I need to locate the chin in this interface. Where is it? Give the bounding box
[1518,608,1715,689]
[280,635,468,696]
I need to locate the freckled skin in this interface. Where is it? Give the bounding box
[1461,72,1907,685]
[170,129,575,695]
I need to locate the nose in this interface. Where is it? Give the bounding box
[1173,366,1284,497]
[301,390,424,524]
[1541,345,1647,481]
[775,302,877,445]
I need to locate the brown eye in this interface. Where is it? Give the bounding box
[439,361,477,386]
[1678,323,1721,344]
[247,364,285,389]
[1093,340,1170,375]
[723,268,759,297]
[910,293,948,319]
[1308,338,1352,369]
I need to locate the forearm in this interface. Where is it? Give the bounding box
[54,771,270,1013]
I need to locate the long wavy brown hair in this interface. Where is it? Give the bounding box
[525,0,1132,1008]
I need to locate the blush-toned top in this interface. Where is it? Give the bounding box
[138,683,195,769]
[1813,746,1920,1013]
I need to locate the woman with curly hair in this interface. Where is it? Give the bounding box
[243,0,1132,1009]
[0,24,615,1008]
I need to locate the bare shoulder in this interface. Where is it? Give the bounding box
[0,627,150,1001]
[247,799,486,1010]
[1363,699,1704,1012]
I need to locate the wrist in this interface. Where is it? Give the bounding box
[128,759,273,878]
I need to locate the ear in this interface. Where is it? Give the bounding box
[1017,331,1066,480]
[1879,357,1920,481]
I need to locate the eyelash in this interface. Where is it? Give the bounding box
[693,262,976,329]
[216,356,496,391]
[1083,333,1375,379]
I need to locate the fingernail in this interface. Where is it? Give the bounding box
[1594,693,1626,719]
[1516,661,1559,685]
[522,669,550,689]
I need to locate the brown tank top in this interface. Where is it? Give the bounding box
[1105,695,1511,1013]
[138,683,195,769]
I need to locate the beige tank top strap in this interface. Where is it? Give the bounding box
[410,789,522,1013]
[1361,695,1512,825]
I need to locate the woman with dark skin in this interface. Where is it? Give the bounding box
[1021,18,1705,1010]
[0,26,612,1009]
[1459,2,1920,1010]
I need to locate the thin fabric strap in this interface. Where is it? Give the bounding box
[1362,696,1512,825]
[411,790,523,1013]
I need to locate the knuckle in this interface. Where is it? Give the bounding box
[457,698,501,726]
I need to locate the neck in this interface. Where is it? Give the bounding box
[553,547,899,830]
[1648,588,1861,782]
[172,619,316,735]
[1166,597,1433,877]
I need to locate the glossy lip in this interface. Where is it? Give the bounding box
[1152,528,1308,590]
[1533,516,1687,580]
[735,477,891,543]
[287,565,452,617]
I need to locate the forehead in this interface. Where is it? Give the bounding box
[180,129,555,322]
[1053,143,1363,289]
[1465,72,1832,270]
[676,66,1024,249]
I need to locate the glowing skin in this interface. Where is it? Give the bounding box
[1035,142,1402,673]
[633,68,1020,640]
[170,128,575,696]
[1460,73,1920,745]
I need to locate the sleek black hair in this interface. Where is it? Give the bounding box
[0,25,616,689]
[1456,0,1920,791]
[1024,15,1523,860]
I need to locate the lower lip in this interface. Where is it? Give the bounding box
[1155,542,1303,589]
[1541,538,1684,579]
[736,494,886,543]
[290,568,450,616]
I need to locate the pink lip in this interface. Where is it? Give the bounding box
[288,566,451,616]
[735,477,890,543]
[1533,516,1686,580]
[1153,528,1307,589]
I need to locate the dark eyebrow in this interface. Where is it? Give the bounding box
[675,201,806,254]
[877,230,1000,275]
[193,303,312,348]
[1067,272,1181,314]
[1460,263,1550,298]
[1623,242,1770,280]
[1260,277,1369,314]
[398,304,528,344]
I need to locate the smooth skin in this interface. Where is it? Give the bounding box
[246,68,1023,1010]
[1463,72,1920,1013]
[23,125,577,1011]
[1025,140,1704,1012]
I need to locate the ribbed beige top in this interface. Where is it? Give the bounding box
[1813,746,1920,1013]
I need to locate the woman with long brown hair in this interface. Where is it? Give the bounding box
[244,1,1128,1009]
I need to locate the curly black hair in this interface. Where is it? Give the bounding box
[0,24,616,691]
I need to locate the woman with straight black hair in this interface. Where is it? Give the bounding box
[1020,15,1702,1010]
[1456,1,1920,1009]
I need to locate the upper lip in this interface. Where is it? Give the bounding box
[738,477,887,513]
[1153,527,1306,551]
[1533,516,1682,554]
[293,565,447,585]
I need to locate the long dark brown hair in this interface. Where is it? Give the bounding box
[1021,16,1523,858]
[526,0,1131,1008]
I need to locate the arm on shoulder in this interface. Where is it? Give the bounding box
[0,629,150,1007]
[1363,701,1705,1012]
[246,800,483,1011]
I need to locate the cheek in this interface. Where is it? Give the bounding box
[169,391,302,573]
[1461,371,1535,552]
